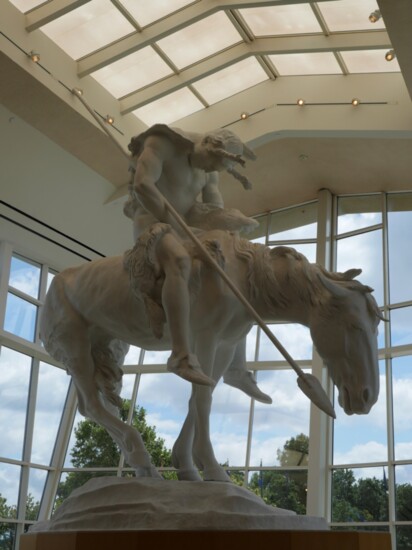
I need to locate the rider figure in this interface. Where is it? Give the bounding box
[125,124,271,403]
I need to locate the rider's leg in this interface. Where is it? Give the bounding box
[223,337,272,404]
[155,232,214,387]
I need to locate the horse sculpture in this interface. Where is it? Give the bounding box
[40,228,382,482]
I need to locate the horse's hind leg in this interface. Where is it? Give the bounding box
[65,332,161,478]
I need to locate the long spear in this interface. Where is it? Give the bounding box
[72,88,335,418]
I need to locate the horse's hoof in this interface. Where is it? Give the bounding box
[167,354,215,387]
[177,468,203,481]
[135,466,163,479]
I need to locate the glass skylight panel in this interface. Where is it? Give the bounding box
[156,12,242,69]
[119,0,195,28]
[192,57,268,105]
[91,47,173,98]
[133,88,204,126]
[8,0,45,12]
[341,49,400,73]
[239,5,322,36]
[269,52,342,75]
[319,0,386,32]
[41,0,135,60]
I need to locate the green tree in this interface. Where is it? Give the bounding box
[56,400,172,505]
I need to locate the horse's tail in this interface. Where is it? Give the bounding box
[91,339,129,413]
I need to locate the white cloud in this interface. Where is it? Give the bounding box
[334,440,387,466]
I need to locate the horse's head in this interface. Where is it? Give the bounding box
[310,269,383,415]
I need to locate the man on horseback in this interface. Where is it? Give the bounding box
[125,124,271,402]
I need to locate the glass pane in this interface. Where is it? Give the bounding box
[4,294,37,342]
[0,347,32,460]
[240,5,321,36]
[124,346,141,365]
[248,215,267,244]
[120,374,137,402]
[8,0,45,13]
[248,469,307,514]
[333,361,387,464]
[341,49,401,74]
[391,306,412,347]
[41,0,135,60]
[46,271,55,292]
[250,370,310,466]
[31,363,70,465]
[9,256,41,299]
[0,462,21,515]
[395,464,412,521]
[337,195,382,234]
[246,325,258,362]
[210,382,250,466]
[319,0,386,32]
[157,12,241,69]
[26,469,47,520]
[331,467,389,522]
[0,523,16,549]
[120,0,194,28]
[336,230,384,306]
[136,372,190,463]
[192,57,268,105]
[393,356,412,460]
[133,87,204,126]
[269,52,342,76]
[258,324,313,361]
[269,202,318,240]
[92,47,173,98]
[143,350,169,365]
[397,526,412,550]
[388,194,412,304]
[64,411,83,467]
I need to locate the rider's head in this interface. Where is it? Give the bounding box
[190,129,256,189]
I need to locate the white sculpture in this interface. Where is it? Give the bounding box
[123,124,270,404]
[39,228,382,482]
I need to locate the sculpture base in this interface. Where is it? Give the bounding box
[20,530,392,550]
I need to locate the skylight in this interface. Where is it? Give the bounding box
[132,88,204,126]
[269,52,342,76]
[192,57,268,105]
[319,0,386,32]
[92,47,173,99]
[239,5,322,36]
[157,12,242,69]
[41,0,135,60]
[341,49,401,73]
[8,0,44,12]
[118,0,196,28]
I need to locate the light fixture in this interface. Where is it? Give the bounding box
[240,112,249,120]
[29,50,40,63]
[297,98,305,106]
[105,115,115,125]
[369,9,381,23]
[351,98,360,107]
[385,49,396,61]
[72,87,83,96]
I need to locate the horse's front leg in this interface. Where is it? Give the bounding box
[171,391,202,481]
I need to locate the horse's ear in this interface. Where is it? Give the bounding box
[342,268,362,280]
[317,273,350,299]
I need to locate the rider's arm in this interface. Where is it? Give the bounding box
[201,172,224,208]
[132,135,174,223]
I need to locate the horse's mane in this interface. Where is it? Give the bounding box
[232,236,382,323]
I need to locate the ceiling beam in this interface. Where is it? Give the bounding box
[25,0,91,32]
[120,31,390,114]
[76,0,339,77]
[377,0,412,101]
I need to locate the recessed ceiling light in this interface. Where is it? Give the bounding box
[369,10,381,23]
[385,49,396,61]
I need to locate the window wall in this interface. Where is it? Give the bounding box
[0,192,411,549]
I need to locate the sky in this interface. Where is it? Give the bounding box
[1,203,412,510]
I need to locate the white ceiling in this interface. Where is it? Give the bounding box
[1,0,412,241]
